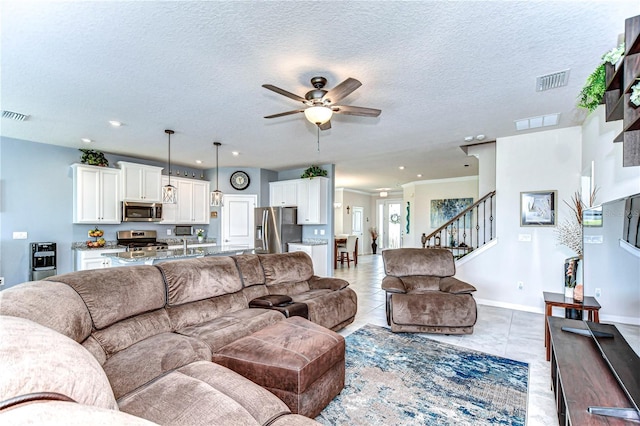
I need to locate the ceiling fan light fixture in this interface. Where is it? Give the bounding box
[304,106,333,125]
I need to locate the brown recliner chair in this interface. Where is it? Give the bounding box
[381,248,477,334]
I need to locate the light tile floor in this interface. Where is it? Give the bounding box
[333,254,640,426]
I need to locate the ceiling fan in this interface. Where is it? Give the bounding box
[262,76,381,130]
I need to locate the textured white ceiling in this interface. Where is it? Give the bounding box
[1,1,638,192]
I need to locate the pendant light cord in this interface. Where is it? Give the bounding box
[316,125,320,152]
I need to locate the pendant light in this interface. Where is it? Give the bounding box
[210,141,223,207]
[162,129,177,204]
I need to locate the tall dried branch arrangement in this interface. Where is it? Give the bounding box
[556,187,598,257]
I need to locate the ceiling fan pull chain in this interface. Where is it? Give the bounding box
[317,125,320,152]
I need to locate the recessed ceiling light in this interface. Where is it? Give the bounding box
[464,136,474,142]
[417,174,422,178]
[476,134,485,141]
[398,166,405,170]
[195,160,203,164]
[81,138,92,143]
[109,120,122,127]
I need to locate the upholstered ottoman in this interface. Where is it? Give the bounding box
[212,316,345,418]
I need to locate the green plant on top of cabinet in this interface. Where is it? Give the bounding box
[71,164,121,224]
[117,161,163,202]
[160,175,210,224]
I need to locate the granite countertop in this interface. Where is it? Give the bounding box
[102,245,252,263]
[297,239,329,246]
[72,241,126,251]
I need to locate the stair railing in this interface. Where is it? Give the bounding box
[422,191,496,259]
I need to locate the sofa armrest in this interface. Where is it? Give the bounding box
[381,276,407,294]
[308,276,349,291]
[439,277,477,294]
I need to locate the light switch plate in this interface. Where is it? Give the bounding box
[518,234,531,242]
[12,231,27,239]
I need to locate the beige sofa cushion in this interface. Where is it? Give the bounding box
[0,401,157,425]
[157,256,243,306]
[233,254,265,286]
[51,266,166,330]
[0,316,118,410]
[118,361,291,426]
[383,248,455,277]
[0,280,92,342]
[259,252,314,286]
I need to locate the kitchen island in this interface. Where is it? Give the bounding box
[103,245,252,266]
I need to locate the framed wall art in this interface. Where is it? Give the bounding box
[430,198,473,228]
[520,190,556,226]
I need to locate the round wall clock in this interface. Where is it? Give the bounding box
[230,170,250,190]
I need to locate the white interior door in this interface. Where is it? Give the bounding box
[221,194,257,248]
[352,206,364,254]
[377,199,403,249]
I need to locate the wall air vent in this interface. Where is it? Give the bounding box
[2,110,30,121]
[536,69,570,92]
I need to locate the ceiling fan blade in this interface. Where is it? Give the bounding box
[319,120,332,131]
[262,84,306,103]
[322,78,362,103]
[333,105,381,117]
[264,109,304,119]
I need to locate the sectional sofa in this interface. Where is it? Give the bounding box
[0,252,358,425]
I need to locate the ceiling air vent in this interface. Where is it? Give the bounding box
[2,110,30,121]
[536,69,570,92]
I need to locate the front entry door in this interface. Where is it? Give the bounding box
[221,194,257,248]
[352,206,364,255]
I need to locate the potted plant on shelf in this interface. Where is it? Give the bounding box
[577,43,625,113]
[79,149,109,167]
[301,165,327,179]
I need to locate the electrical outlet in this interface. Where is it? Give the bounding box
[319,229,325,235]
[517,281,524,290]
[166,229,172,235]
[0,277,4,287]
[314,229,318,235]
[595,288,602,298]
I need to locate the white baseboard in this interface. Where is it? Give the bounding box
[476,298,640,326]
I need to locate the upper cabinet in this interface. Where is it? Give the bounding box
[297,177,328,225]
[117,161,163,202]
[160,176,210,224]
[268,177,328,224]
[269,180,299,206]
[72,164,121,224]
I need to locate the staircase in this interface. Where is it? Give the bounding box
[422,191,496,260]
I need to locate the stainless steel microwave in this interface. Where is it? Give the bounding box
[122,201,163,222]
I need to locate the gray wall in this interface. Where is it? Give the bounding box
[0,137,269,287]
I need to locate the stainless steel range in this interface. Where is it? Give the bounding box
[117,230,169,251]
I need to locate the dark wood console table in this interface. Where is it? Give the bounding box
[544,291,601,361]
[548,317,638,425]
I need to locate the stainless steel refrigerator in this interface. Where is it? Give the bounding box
[254,207,302,254]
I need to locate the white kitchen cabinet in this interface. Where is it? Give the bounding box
[117,161,163,202]
[288,243,328,277]
[269,180,299,206]
[75,247,126,271]
[72,164,121,224]
[160,176,210,224]
[297,177,328,225]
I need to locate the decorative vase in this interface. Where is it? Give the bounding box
[371,240,377,254]
[198,236,204,243]
[564,286,574,299]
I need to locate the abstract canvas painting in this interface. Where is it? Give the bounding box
[430,198,473,228]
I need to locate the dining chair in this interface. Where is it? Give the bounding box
[338,236,358,268]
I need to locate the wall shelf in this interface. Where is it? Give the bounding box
[604,15,640,166]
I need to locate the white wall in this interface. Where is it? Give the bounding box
[456,127,583,314]
[581,105,640,203]
[466,142,496,196]
[404,177,479,247]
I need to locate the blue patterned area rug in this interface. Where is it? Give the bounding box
[316,324,528,425]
